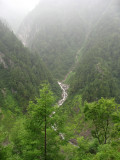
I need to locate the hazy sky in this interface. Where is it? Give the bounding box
[0,0,40,13]
[0,0,40,31]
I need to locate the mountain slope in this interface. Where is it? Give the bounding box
[70,0,120,102]
[18,0,110,79]
[0,20,60,110]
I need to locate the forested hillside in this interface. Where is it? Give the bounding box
[0,20,60,110]
[0,0,120,159]
[18,0,110,79]
[70,0,120,103]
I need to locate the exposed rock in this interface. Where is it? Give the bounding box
[0,52,8,69]
[58,81,69,106]
[9,59,14,68]
[96,63,103,73]
[18,24,31,46]
[11,88,17,94]
[1,88,7,97]
[69,139,78,147]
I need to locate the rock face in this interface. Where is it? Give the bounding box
[18,24,31,46]
[0,52,8,69]
[18,0,110,44]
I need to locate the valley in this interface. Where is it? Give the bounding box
[0,0,120,160]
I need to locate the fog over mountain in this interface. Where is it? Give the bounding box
[18,0,111,79]
[0,0,120,159]
[0,0,40,31]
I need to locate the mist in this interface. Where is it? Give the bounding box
[0,0,40,32]
[0,0,120,159]
[0,0,112,29]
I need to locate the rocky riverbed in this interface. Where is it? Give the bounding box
[58,81,69,106]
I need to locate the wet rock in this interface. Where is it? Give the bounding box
[58,81,69,106]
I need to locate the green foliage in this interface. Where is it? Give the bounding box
[1,1,120,159]
[93,144,120,160]
[0,21,60,109]
[61,143,77,160]
[0,108,17,160]
[70,2,120,103]
[61,96,120,160]
[77,137,90,159]
[10,84,63,160]
[84,98,117,144]
[0,129,7,160]
[59,95,84,141]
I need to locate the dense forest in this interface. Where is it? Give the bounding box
[18,0,111,79]
[0,0,120,159]
[0,20,60,110]
[69,0,120,103]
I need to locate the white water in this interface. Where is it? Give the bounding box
[57,81,78,146]
[50,81,69,117]
[58,81,69,106]
[52,81,69,137]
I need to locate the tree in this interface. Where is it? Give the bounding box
[26,83,62,160]
[27,84,53,159]
[84,98,117,144]
[10,83,63,160]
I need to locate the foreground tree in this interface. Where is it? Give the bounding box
[27,83,61,159]
[11,83,63,160]
[84,98,117,144]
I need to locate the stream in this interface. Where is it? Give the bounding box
[57,81,78,146]
[58,81,69,106]
[52,81,69,138]
[57,82,69,140]
[52,50,80,146]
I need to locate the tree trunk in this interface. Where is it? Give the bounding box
[104,119,109,144]
[45,111,46,160]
